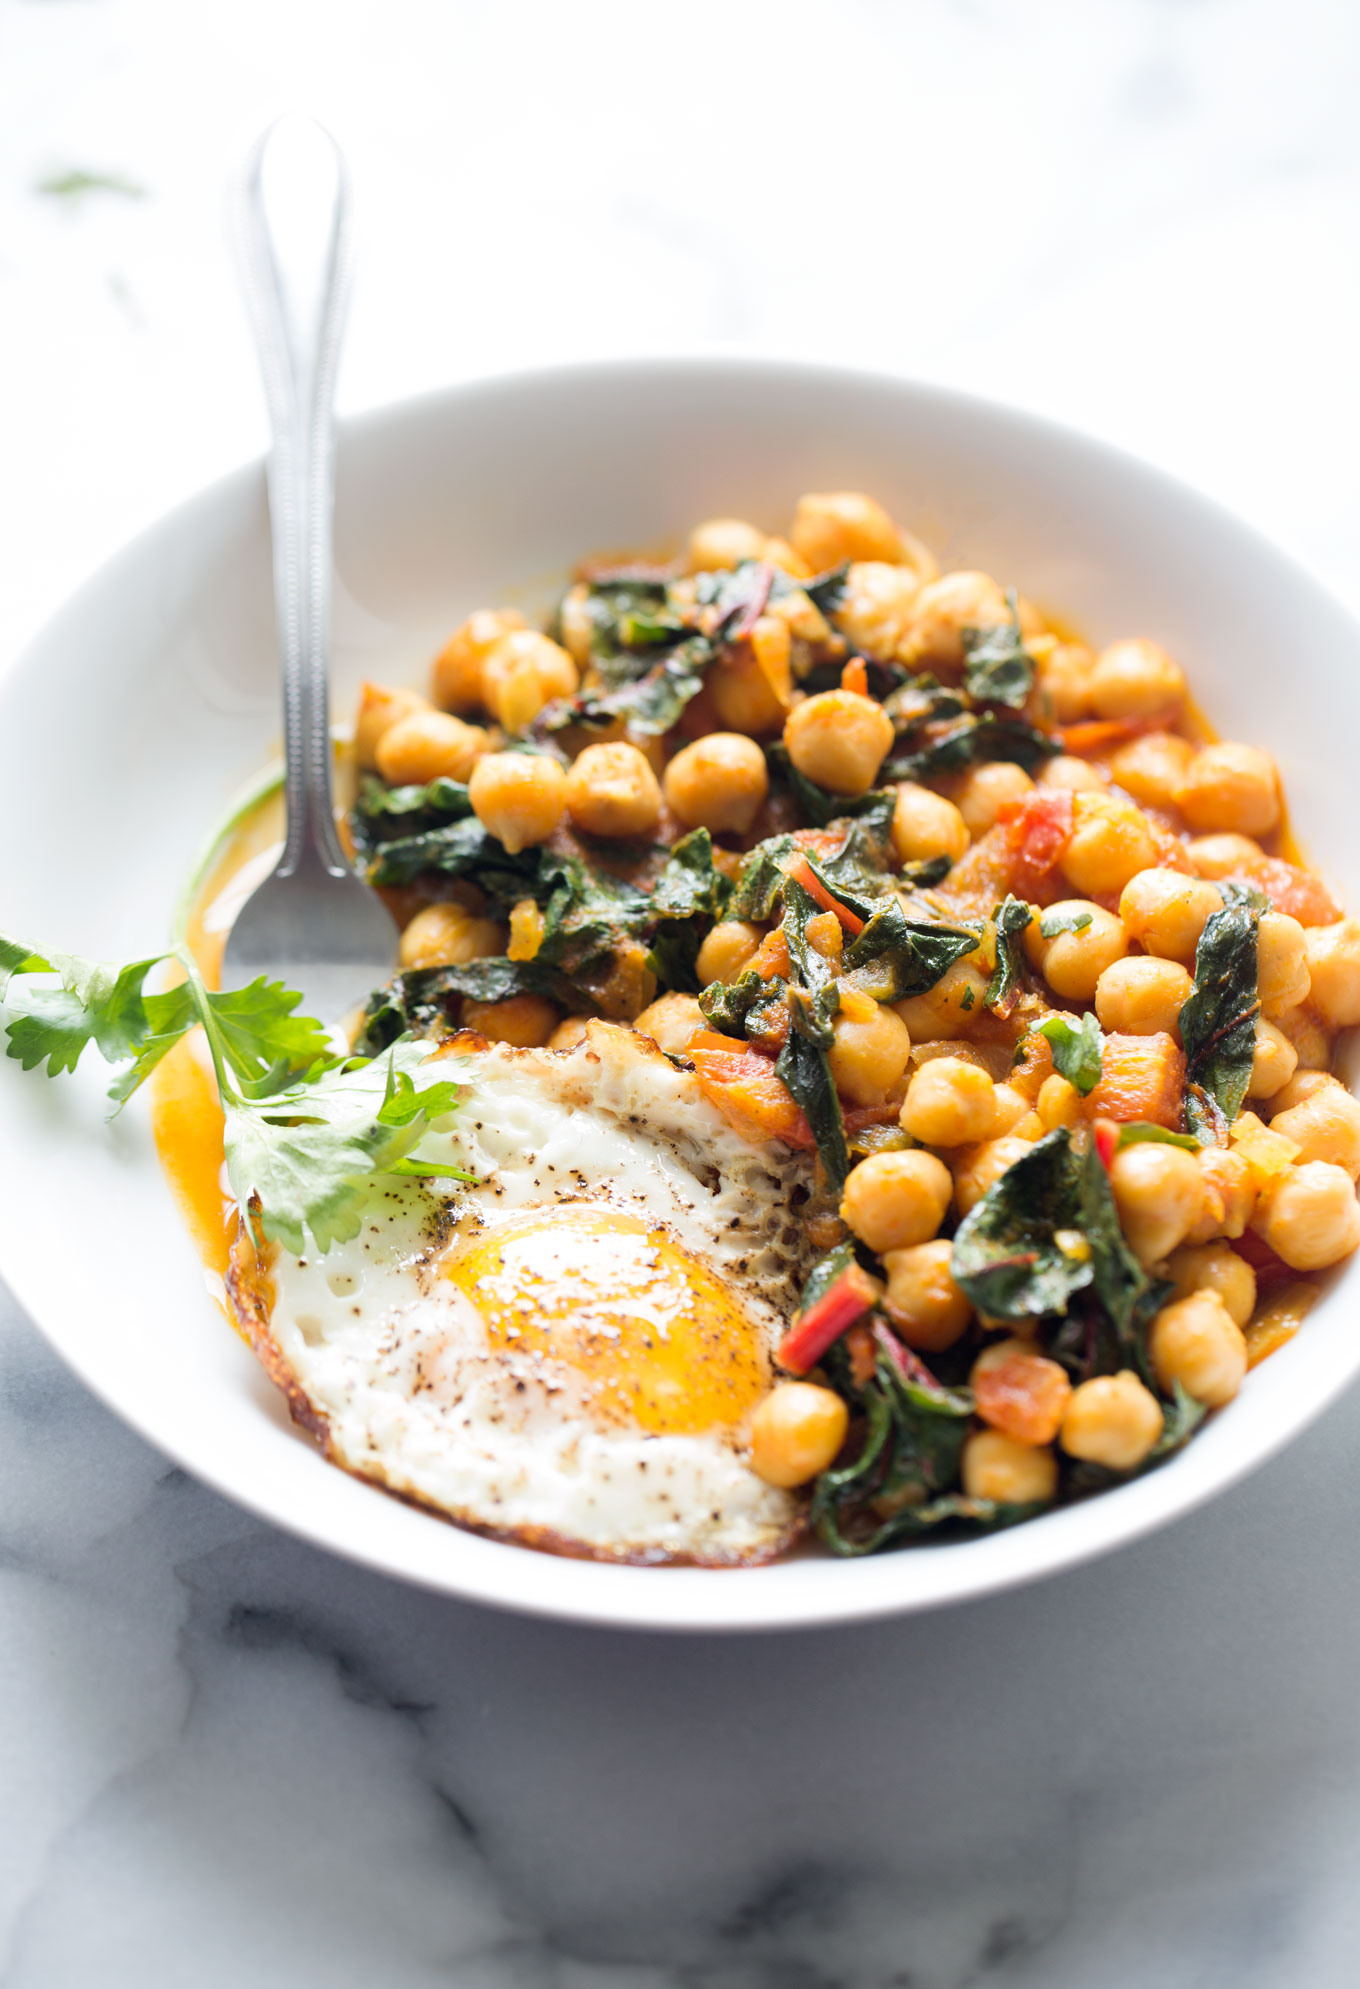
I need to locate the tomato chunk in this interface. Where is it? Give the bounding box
[973,1348,1071,1446]
[688,1031,814,1148]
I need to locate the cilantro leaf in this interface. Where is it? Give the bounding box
[225,1042,466,1255]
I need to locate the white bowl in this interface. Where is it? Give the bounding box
[1,357,1356,1632]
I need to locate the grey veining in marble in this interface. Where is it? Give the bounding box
[6,1,1360,1982]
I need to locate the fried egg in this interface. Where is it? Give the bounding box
[228,1022,814,1564]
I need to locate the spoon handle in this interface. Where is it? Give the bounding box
[235,116,353,877]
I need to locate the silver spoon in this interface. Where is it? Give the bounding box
[221,116,397,1024]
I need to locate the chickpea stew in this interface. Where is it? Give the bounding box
[348,489,1360,1556]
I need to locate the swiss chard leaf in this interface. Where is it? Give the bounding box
[1179,903,1260,1143]
[802,560,851,616]
[811,1336,985,1556]
[775,1026,848,1191]
[951,1129,1097,1324]
[961,597,1034,709]
[350,774,473,857]
[728,836,795,923]
[1038,1011,1104,1096]
[985,895,1033,1016]
[951,1126,1155,1373]
[364,812,544,897]
[352,957,578,1053]
[884,712,1052,784]
[842,902,978,1002]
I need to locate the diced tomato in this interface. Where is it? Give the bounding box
[749,927,792,980]
[688,1031,815,1149]
[841,656,869,696]
[973,1347,1071,1446]
[785,855,864,936]
[777,1261,881,1374]
[1083,1031,1186,1129]
[1247,857,1341,927]
[998,785,1075,898]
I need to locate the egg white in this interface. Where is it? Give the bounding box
[229,1023,815,1564]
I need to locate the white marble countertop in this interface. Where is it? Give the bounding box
[5,2,1360,1982]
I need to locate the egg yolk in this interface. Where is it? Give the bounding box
[442,1206,769,1436]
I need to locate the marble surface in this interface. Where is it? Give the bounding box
[5,1,1360,1982]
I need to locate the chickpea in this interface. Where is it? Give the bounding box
[1108,1142,1205,1266]
[1036,1074,1082,1131]
[1115,868,1219,968]
[467,751,568,855]
[1268,1068,1334,1117]
[961,1430,1058,1505]
[563,741,662,840]
[1089,638,1185,720]
[1095,955,1193,1038]
[1304,919,1360,1028]
[790,490,903,571]
[711,615,792,736]
[1032,641,1094,724]
[481,630,579,731]
[971,1338,1072,1446]
[953,1134,1035,1217]
[1149,1290,1248,1407]
[432,607,525,711]
[696,920,764,987]
[1274,1004,1331,1071]
[686,516,767,573]
[461,992,559,1047]
[1270,1079,1360,1179]
[1025,900,1127,1003]
[663,733,769,834]
[900,1056,996,1147]
[840,1149,952,1254]
[951,761,1034,838]
[1060,792,1158,898]
[1164,1241,1256,1327]
[633,991,704,1055]
[903,571,1010,673]
[548,1015,590,1051]
[1186,832,1266,880]
[375,709,488,787]
[399,904,505,971]
[892,783,970,866]
[1256,911,1311,1015]
[988,1082,1032,1137]
[1184,1145,1257,1245]
[881,1239,972,1350]
[893,955,990,1040]
[1253,1161,1360,1271]
[783,690,894,797]
[1108,730,1194,813]
[1038,754,1105,794]
[1178,742,1281,837]
[1247,1019,1298,1101]
[1060,1372,1164,1471]
[835,561,922,661]
[354,682,430,770]
[828,989,912,1107]
[749,1382,849,1488]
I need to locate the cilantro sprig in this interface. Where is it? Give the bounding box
[0,933,467,1254]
